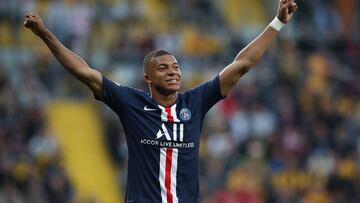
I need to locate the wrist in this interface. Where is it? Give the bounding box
[269,17,285,32]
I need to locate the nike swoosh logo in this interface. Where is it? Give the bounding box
[144,105,157,111]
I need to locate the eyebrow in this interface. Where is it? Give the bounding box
[157,62,178,67]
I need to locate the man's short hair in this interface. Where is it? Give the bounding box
[143,49,173,73]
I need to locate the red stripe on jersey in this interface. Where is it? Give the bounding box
[165,107,174,123]
[165,148,173,203]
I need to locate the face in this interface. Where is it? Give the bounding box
[144,54,182,96]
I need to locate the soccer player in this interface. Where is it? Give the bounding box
[24,0,297,202]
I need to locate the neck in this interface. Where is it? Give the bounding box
[150,89,178,107]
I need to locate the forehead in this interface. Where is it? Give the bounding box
[152,54,178,65]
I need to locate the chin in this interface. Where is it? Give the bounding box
[166,87,180,94]
[169,85,181,92]
[154,84,180,96]
[164,83,181,91]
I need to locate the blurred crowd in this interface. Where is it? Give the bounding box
[1,0,360,202]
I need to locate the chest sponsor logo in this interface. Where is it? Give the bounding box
[140,123,195,148]
[156,123,182,141]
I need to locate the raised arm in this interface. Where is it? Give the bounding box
[24,11,103,97]
[219,0,298,97]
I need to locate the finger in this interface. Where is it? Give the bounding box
[280,0,287,6]
[24,16,30,23]
[281,1,295,10]
[24,18,36,28]
[25,11,37,18]
[24,17,36,23]
[289,0,297,7]
[24,19,33,28]
[25,14,36,19]
[288,2,298,13]
[24,18,32,24]
[291,4,298,12]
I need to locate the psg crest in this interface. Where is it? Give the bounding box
[180,108,191,121]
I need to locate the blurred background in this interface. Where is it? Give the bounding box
[0,0,359,202]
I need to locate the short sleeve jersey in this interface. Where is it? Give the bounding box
[96,75,223,203]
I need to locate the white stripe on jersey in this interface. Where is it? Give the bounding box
[159,148,178,203]
[158,104,180,202]
[159,105,168,122]
[170,105,180,122]
[159,148,167,202]
[171,149,179,203]
[158,104,180,123]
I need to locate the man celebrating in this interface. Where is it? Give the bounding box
[24,0,297,202]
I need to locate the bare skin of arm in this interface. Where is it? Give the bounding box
[219,0,298,97]
[24,12,103,97]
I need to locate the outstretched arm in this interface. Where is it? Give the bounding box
[24,11,102,97]
[219,0,298,97]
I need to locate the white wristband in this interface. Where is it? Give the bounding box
[269,17,285,31]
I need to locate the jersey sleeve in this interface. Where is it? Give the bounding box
[188,74,225,114]
[94,75,130,113]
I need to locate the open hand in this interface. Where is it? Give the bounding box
[277,0,298,23]
[24,11,47,36]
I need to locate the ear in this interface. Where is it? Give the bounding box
[144,74,152,85]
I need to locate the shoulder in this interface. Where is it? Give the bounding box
[184,75,221,95]
[103,75,146,94]
[182,74,224,112]
[97,75,149,102]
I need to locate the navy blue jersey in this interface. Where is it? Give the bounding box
[96,75,223,203]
